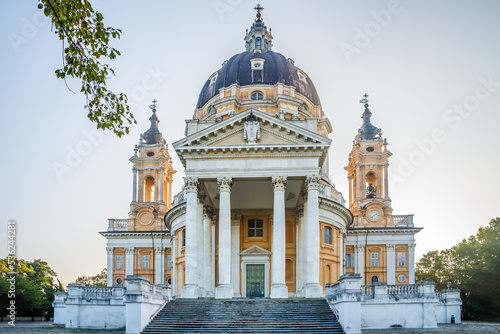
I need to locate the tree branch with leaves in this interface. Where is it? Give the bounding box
[38,0,135,137]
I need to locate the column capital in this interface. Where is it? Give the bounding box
[203,205,213,219]
[272,176,287,192]
[125,247,135,254]
[217,177,233,193]
[132,166,138,172]
[306,175,321,191]
[198,191,207,203]
[231,214,242,225]
[106,247,114,254]
[386,244,395,251]
[185,177,199,193]
[355,244,365,251]
[408,243,416,251]
[155,247,166,254]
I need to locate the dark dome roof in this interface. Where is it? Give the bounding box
[197,51,321,109]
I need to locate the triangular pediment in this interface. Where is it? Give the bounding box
[173,109,331,150]
[239,244,272,256]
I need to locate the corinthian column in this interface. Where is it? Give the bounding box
[181,177,199,298]
[203,206,213,296]
[304,175,323,298]
[271,176,288,298]
[215,177,234,299]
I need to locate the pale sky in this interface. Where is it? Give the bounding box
[1,0,499,285]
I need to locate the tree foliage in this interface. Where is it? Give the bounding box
[37,0,135,137]
[75,268,107,286]
[0,258,64,317]
[416,217,500,321]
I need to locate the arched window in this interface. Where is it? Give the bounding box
[255,37,262,49]
[251,91,264,100]
[324,226,332,244]
[144,176,155,202]
[371,276,379,284]
[263,39,268,52]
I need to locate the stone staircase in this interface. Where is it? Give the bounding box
[142,298,344,333]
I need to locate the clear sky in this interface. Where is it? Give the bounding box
[1,0,499,285]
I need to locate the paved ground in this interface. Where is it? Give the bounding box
[0,321,499,333]
[0,322,124,334]
[363,321,500,333]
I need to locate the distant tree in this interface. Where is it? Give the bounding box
[416,218,500,321]
[75,268,107,286]
[0,258,64,317]
[37,0,135,137]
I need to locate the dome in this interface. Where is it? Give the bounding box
[196,51,321,109]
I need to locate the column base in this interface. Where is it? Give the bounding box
[304,283,323,298]
[198,287,206,298]
[180,284,199,299]
[270,283,289,299]
[215,284,234,299]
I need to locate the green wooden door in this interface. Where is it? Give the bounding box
[246,264,265,297]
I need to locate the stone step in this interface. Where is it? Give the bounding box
[141,299,344,334]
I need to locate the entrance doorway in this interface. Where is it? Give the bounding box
[246,264,265,297]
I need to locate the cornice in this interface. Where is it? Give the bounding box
[347,227,423,236]
[318,198,353,227]
[99,231,170,238]
[163,202,187,230]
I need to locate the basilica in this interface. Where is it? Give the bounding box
[54,7,463,333]
[101,7,420,300]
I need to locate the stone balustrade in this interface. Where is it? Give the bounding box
[390,214,414,227]
[326,277,445,333]
[107,219,128,231]
[53,276,171,333]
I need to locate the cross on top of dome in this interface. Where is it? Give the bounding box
[254,4,264,19]
[245,4,273,53]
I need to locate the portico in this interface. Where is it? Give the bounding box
[165,109,351,299]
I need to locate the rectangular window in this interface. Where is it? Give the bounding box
[248,219,264,238]
[167,255,172,269]
[371,252,379,267]
[345,254,354,268]
[115,255,123,270]
[324,226,332,244]
[398,252,406,267]
[182,229,186,247]
[141,255,149,269]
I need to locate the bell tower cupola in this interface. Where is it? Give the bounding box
[244,4,273,53]
[345,95,393,225]
[128,100,176,231]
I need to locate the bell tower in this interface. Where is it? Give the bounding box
[128,100,176,231]
[345,95,392,227]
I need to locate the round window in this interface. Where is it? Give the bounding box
[147,152,155,157]
[251,91,264,100]
[398,275,406,283]
[366,147,374,152]
[116,278,123,284]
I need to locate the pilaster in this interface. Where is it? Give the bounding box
[106,247,114,286]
